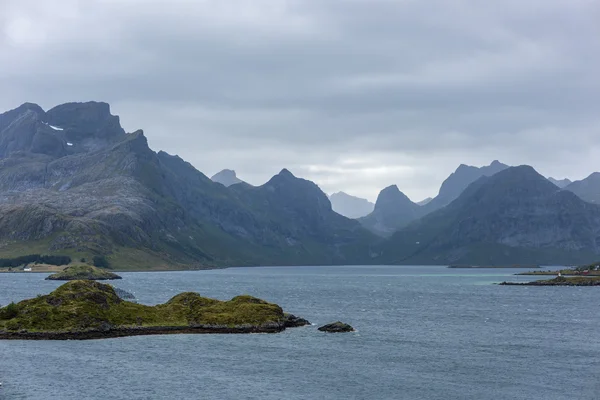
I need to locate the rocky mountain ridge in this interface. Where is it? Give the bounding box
[0,102,376,269]
[379,166,600,265]
[3,102,600,268]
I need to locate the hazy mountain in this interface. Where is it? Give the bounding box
[329,191,374,219]
[548,177,572,188]
[378,166,600,265]
[421,160,509,214]
[564,173,600,204]
[211,169,244,187]
[0,102,376,269]
[417,197,433,206]
[359,185,423,236]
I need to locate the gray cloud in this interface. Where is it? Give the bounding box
[1,0,599,201]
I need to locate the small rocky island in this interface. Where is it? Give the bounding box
[500,276,600,286]
[0,281,310,340]
[45,265,122,281]
[318,321,355,333]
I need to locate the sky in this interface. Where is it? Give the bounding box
[1,0,599,202]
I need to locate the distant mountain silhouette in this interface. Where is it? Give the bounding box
[211,169,244,187]
[379,166,600,265]
[421,160,509,214]
[416,197,433,206]
[329,192,374,219]
[564,172,600,204]
[359,185,422,236]
[548,177,572,188]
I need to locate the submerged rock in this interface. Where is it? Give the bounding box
[318,321,354,333]
[46,265,121,281]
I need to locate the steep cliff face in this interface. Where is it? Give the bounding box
[380,166,600,265]
[0,102,375,268]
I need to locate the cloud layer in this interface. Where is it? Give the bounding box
[2,0,599,201]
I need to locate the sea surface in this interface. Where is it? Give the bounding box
[1,266,599,400]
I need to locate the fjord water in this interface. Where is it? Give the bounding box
[1,266,599,400]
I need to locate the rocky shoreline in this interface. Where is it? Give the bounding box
[500,276,600,286]
[0,322,300,341]
[0,313,311,340]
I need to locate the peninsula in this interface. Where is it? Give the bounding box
[500,276,600,286]
[0,281,309,340]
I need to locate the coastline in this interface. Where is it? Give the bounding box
[448,265,540,269]
[0,324,290,340]
[500,276,600,286]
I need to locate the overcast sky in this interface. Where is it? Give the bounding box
[1,0,599,202]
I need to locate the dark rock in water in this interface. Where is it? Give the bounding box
[283,313,310,328]
[318,321,354,333]
[113,287,136,300]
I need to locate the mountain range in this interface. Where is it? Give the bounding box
[357,160,510,236]
[377,166,600,265]
[0,102,375,269]
[2,101,600,268]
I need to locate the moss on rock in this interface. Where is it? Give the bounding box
[0,280,300,338]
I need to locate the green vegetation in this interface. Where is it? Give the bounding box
[0,281,287,334]
[0,254,71,268]
[45,265,122,281]
[0,302,18,320]
[92,255,110,269]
